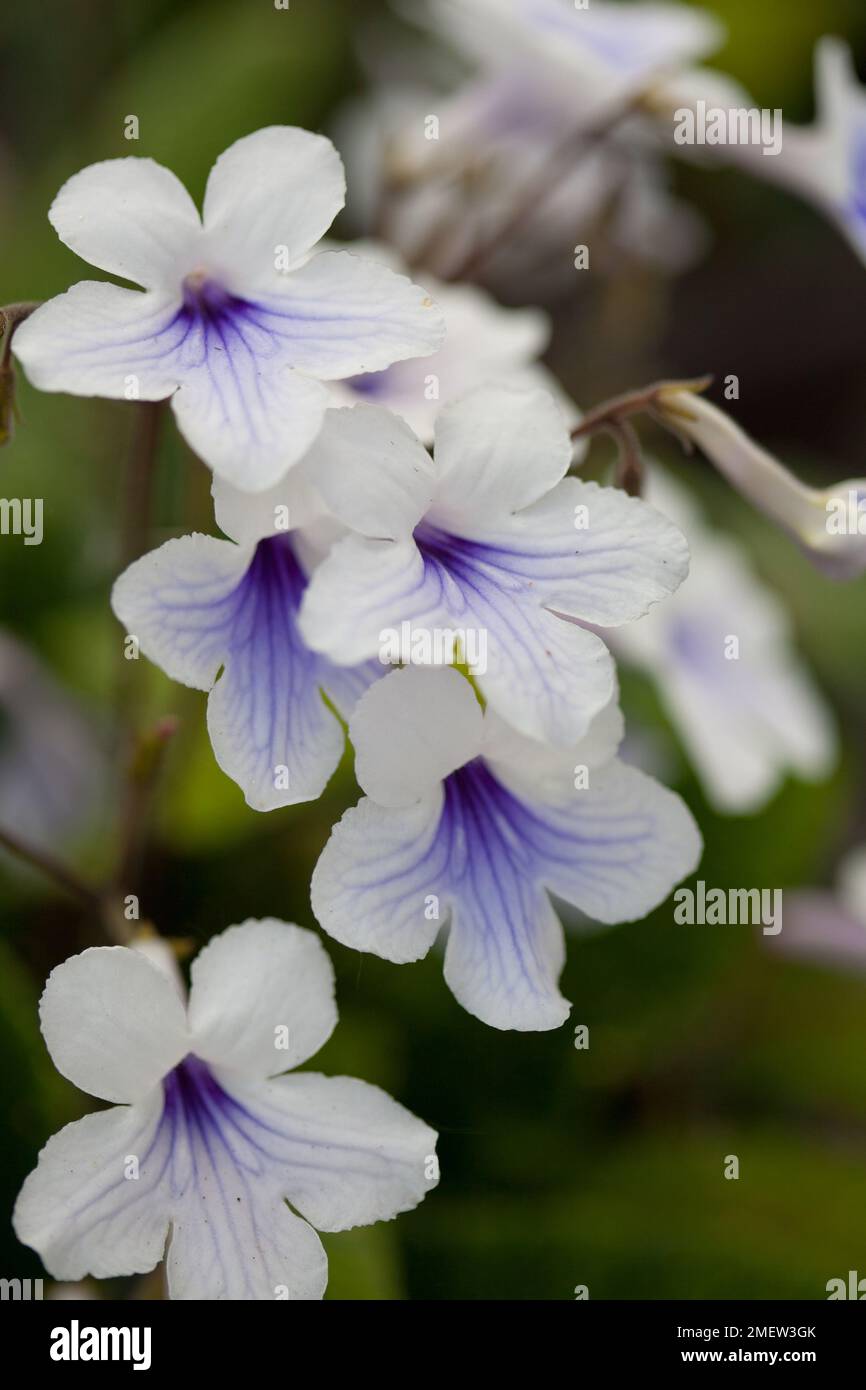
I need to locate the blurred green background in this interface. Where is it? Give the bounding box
[2,0,866,1300]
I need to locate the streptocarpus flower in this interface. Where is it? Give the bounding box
[111,464,381,811]
[327,242,576,440]
[612,468,836,815]
[660,388,866,579]
[14,921,438,1299]
[769,847,866,975]
[12,127,445,492]
[298,386,690,746]
[425,0,724,124]
[311,665,702,1031]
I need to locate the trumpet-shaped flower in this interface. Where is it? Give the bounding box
[111,461,382,810]
[613,468,836,814]
[311,666,701,1031]
[14,920,438,1299]
[660,388,866,580]
[298,386,689,746]
[12,127,445,492]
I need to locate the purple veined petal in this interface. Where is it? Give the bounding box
[113,532,373,810]
[15,1050,436,1299]
[415,522,615,743]
[314,752,699,1031]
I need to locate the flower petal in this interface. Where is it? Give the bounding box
[237,1072,438,1231]
[111,534,253,691]
[202,127,346,286]
[48,157,202,290]
[529,759,703,923]
[429,385,573,530]
[188,920,337,1078]
[12,282,183,399]
[259,250,445,378]
[351,666,483,807]
[497,476,691,626]
[39,948,189,1104]
[311,792,446,964]
[14,1096,170,1280]
[170,349,330,493]
[212,469,326,546]
[303,403,436,539]
[298,533,447,666]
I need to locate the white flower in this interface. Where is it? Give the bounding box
[14,920,437,1299]
[660,388,866,579]
[312,665,701,1031]
[425,0,724,124]
[12,127,445,492]
[111,461,382,811]
[613,467,837,814]
[298,386,689,746]
[326,241,577,440]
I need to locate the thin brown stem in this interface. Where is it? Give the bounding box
[571,376,713,442]
[0,825,129,941]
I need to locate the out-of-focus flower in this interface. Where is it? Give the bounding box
[660,389,866,579]
[613,468,837,814]
[768,847,866,975]
[312,665,701,1031]
[111,458,382,811]
[13,128,444,492]
[14,920,437,1299]
[298,386,689,746]
[424,0,724,124]
[0,631,105,851]
[718,39,866,263]
[327,241,576,439]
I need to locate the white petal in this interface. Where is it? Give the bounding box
[166,1190,327,1301]
[48,157,202,290]
[303,404,436,539]
[515,477,690,626]
[212,469,326,546]
[14,1096,170,1280]
[171,353,330,493]
[429,385,573,529]
[39,947,189,1104]
[482,691,625,799]
[444,885,570,1032]
[298,533,446,665]
[111,534,253,691]
[534,759,703,923]
[351,666,483,807]
[238,1072,438,1231]
[261,250,445,378]
[188,920,337,1078]
[202,127,346,287]
[311,792,446,963]
[12,282,183,399]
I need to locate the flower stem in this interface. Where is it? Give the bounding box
[0,825,128,941]
[571,376,713,495]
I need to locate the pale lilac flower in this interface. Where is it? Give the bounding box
[111,461,381,811]
[12,128,445,492]
[425,0,724,124]
[660,389,866,579]
[298,386,689,746]
[312,666,701,1031]
[14,920,437,1299]
[327,242,577,439]
[613,468,837,814]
